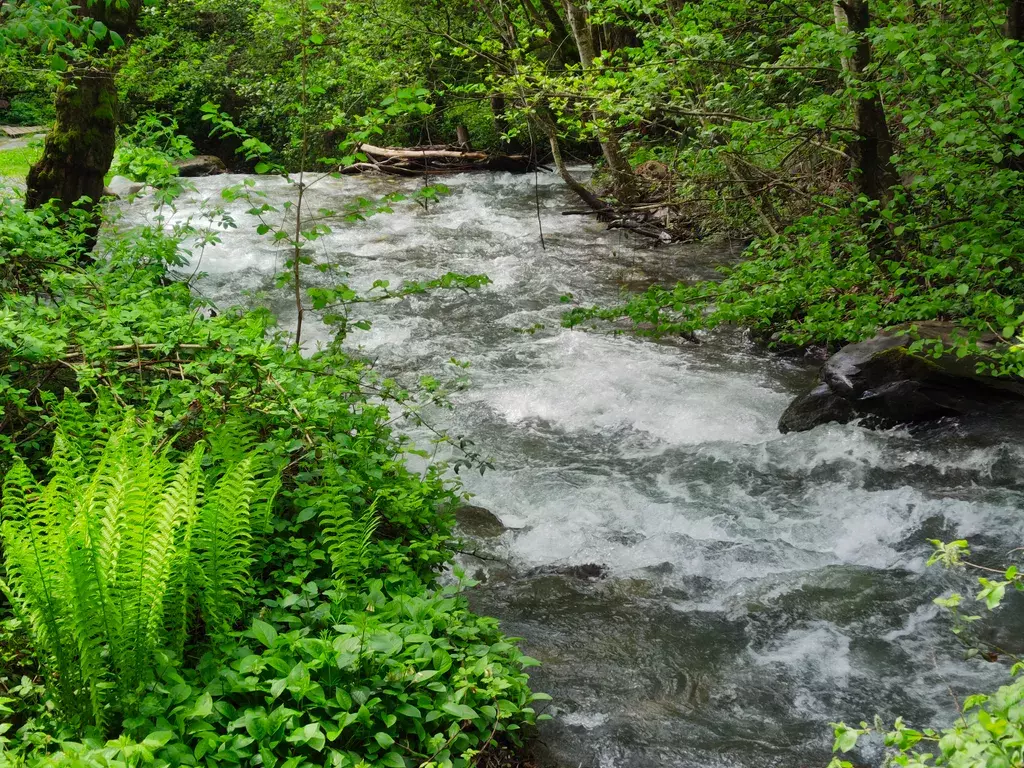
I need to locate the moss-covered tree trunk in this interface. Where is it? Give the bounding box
[25,0,142,249]
[25,67,117,217]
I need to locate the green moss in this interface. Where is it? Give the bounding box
[0,146,43,180]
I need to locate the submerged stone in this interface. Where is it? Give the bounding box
[780,321,1024,432]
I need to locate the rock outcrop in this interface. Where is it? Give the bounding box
[779,321,1024,432]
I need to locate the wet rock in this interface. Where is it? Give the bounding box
[453,504,506,538]
[780,321,1024,433]
[778,382,858,432]
[528,563,608,581]
[105,175,144,198]
[174,155,227,177]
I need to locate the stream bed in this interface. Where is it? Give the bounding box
[120,171,1023,768]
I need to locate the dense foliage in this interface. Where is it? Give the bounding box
[0,183,546,765]
[5,0,1024,766]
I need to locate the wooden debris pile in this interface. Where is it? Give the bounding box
[341,143,546,176]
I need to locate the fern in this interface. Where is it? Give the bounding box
[0,410,277,732]
[316,491,380,590]
[193,454,259,633]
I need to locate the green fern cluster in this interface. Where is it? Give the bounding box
[306,464,380,592]
[0,413,279,732]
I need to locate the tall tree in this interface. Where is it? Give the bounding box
[26,0,143,242]
[833,0,897,203]
[561,0,638,202]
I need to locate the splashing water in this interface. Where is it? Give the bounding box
[119,171,1023,768]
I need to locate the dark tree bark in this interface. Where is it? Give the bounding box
[1007,0,1024,41]
[490,94,524,153]
[25,0,143,242]
[834,0,897,203]
[533,0,573,60]
[26,67,117,219]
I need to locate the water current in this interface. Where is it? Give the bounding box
[120,170,1023,768]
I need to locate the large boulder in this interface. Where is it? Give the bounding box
[173,155,227,177]
[779,321,1024,433]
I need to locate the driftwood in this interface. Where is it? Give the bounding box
[343,141,678,243]
[340,143,546,176]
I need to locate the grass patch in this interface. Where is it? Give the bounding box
[0,145,43,180]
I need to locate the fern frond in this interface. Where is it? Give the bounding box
[194,454,259,634]
[1,409,273,730]
[318,495,380,590]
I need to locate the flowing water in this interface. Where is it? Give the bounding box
[120,171,1023,768]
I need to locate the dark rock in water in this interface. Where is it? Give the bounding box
[780,321,1024,433]
[779,382,858,433]
[454,504,506,538]
[528,563,608,581]
[174,155,227,177]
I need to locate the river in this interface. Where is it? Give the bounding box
[119,170,1022,768]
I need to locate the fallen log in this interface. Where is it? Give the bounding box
[341,143,545,176]
[359,143,490,161]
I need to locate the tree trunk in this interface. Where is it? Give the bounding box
[536,108,611,214]
[1007,0,1024,41]
[562,0,638,202]
[833,0,897,203]
[25,66,117,224]
[533,0,573,61]
[25,0,143,246]
[491,94,524,153]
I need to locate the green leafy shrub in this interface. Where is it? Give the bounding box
[0,154,541,765]
[110,114,195,185]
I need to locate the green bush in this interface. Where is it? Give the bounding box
[0,168,541,766]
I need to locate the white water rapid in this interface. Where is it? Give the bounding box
[119,171,1023,768]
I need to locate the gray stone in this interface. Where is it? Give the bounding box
[779,322,1024,433]
[779,383,858,433]
[453,504,506,538]
[105,175,145,198]
[174,155,227,177]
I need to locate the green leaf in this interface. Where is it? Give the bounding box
[395,704,421,718]
[374,732,395,748]
[250,619,278,648]
[442,702,479,720]
[380,752,407,768]
[142,731,175,749]
[186,692,213,719]
[49,54,67,72]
